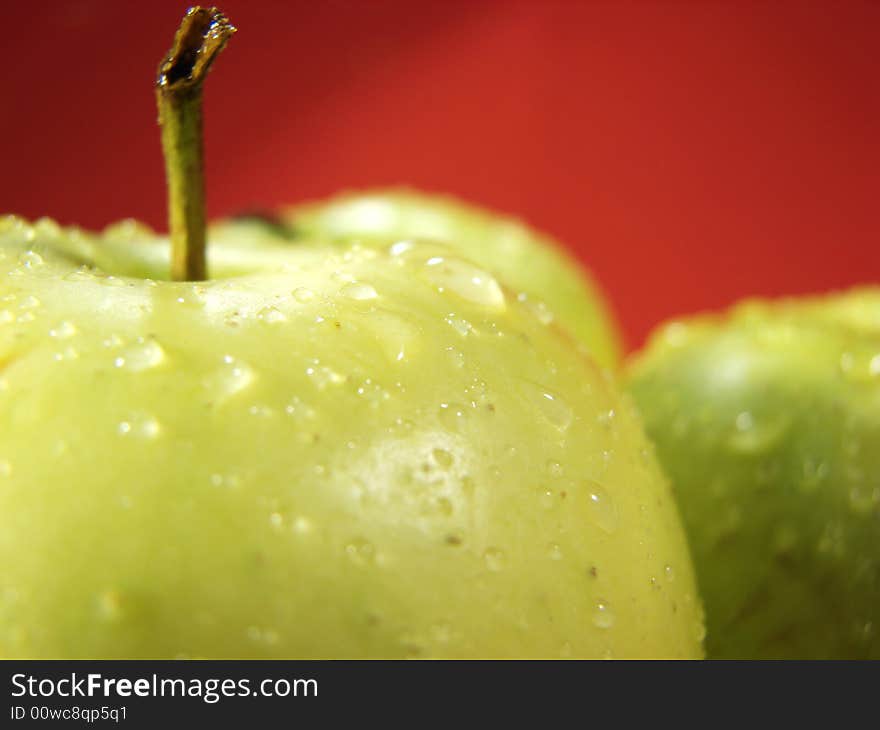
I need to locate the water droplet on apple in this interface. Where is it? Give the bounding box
[483,548,507,572]
[209,473,241,489]
[207,356,257,402]
[355,378,389,404]
[547,543,563,560]
[19,250,44,269]
[292,516,312,535]
[839,350,880,383]
[592,601,615,629]
[546,460,564,478]
[848,485,878,515]
[269,512,284,529]
[340,281,378,301]
[727,411,790,454]
[438,402,468,430]
[521,382,572,431]
[445,346,465,369]
[538,488,556,510]
[369,310,418,364]
[388,240,415,257]
[305,360,346,389]
[516,292,554,325]
[114,337,166,372]
[0,310,13,325]
[292,287,315,303]
[800,458,830,492]
[664,564,675,582]
[422,256,505,309]
[345,538,376,566]
[0,460,11,478]
[53,346,79,362]
[597,409,615,428]
[117,412,161,439]
[49,321,77,339]
[258,305,287,324]
[585,481,619,533]
[445,313,474,337]
[19,295,40,310]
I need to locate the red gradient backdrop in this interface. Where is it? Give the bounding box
[1,0,877,350]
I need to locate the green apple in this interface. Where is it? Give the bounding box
[626,289,880,659]
[0,215,704,658]
[282,189,623,370]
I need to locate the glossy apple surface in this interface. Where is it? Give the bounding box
[283,189,623,369]
[627,289,880,658]
[0,215,702,658]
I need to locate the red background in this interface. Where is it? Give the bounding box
[1,0,877,350]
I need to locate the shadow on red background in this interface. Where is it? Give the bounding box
[1,0,877,349]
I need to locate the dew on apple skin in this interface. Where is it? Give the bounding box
[438,402,468,430]
[585,481,619,534]
[209,473,241,489]
[421,256,505,309]
[305,360,346,389]
[48,321,77,339]
[340,281,378,301]
[592,601,615,629]
[52,346,79,362]
[345,538,376,566]
[445,346,465,369]
[246,625,280,647]
[113,337,166,372]
[258,305,287,324]
[546,460,564,478]
[538,488,556,510]
[18,250,44,270]
[292,287,316,303]
[664,564,675,582]
[117,413,161,439]
[839,350,880,383]
[848,485,879,515]
[206,355,257,402]
[547,543,564,560]
[18,295,40,310]
[516,292,554,325]
[726,410,790,455]
[445,313,474,337]
[520,382,573,432]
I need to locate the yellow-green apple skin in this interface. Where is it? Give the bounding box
[0,215,702,659]
[282,189,623,370]
[627,290,880,659]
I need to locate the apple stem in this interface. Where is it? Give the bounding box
[156,7,235,281]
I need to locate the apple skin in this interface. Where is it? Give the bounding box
[282,189,623,370]
[626,289,880,659]
[0,215,702,659]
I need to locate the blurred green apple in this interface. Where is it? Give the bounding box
[283,189,623,369]
[0,215,704,658]
[627,289,880,658]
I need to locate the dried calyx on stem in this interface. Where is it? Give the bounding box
[156,7,235,281]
